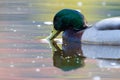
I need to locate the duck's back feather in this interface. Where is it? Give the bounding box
[82,17,120,45]
[94,17,120,30]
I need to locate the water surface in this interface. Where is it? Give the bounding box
[0,0,120,80]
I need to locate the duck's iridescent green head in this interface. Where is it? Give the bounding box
[53,9,87,31]
[47,9,87,40]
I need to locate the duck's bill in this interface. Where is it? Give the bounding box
[46,28,61,40]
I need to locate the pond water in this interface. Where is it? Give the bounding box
[0,0,120,80]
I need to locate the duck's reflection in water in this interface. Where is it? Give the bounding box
[98,59,120,68]
[50,40,85,71]
[48,37,120,71]
[82,44,120,68]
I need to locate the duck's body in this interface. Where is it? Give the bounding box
[82,17,120,45]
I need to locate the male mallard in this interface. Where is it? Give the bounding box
[47,9,120,45]
[47,9,88,40]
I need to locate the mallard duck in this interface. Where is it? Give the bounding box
[47,9,88,40]
[47,9,120,45]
